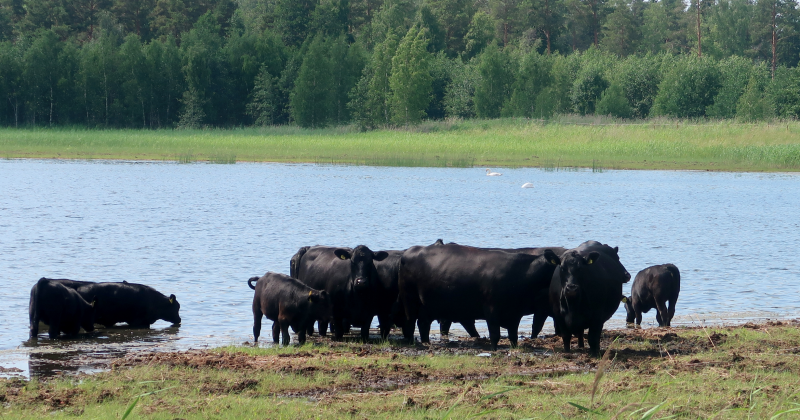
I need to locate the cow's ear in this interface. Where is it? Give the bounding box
[373,251,389,262]
[334,249,352,260]
[586,252,600,265]
[613,246,619,254]
[543,249,561,265]
[169,294,176,304]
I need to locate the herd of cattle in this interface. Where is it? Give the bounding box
[27,239,681,357]
[249,239,681,356]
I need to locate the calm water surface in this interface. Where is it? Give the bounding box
[1,160,799,376]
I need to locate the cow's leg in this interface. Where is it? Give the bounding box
[360,315,373,340]
[306,324,315,336]
[297,327,307,345]
[462,320,480,338]
[532,311,548,338]
[561,331,571,353]
[439,320,451,335]
[280,322,291,346]
[271,322,280,343]
[48,320,61,339]
[253,310,262,342]
[635,304,643,325]
[318,320,328,337]
[667,298,677,327]
[377,314,392,339]
[30,317,39,338]
[507,322,520,348]
[587,325,602,357]
[487,321,501,351]
[332,317,345,340]
[417,317,432,343]
[403,318,416,344]
[576,329,585,348]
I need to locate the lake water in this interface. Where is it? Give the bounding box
[1,160,799,377]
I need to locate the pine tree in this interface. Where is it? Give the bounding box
[290,34,334,128]
[601,0,640,56]
[505,50,552,117]
[389,25,433,125]
[247,65,278,125]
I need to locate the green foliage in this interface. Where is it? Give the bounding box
[600,0,640,56]
[463,11,496,60]
[474,43,514,118]
[354,31,400,128]
[504,50,552,117]
[570,52,611,115]
[613,54,664,118]
[595,81,632,118]
[651,56,722,118]
[769,66,800,118]
[736,76,774,121]
[389,25,433,125]
[707,56,761,119]
[290,34,334,128]
[443,58,478,118]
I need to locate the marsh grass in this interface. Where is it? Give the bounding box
[1,118,799,171]
[4,323,800,418]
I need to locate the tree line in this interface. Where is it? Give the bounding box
[1,0,800,128]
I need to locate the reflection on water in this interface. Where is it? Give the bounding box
[11,326,181,378]
[1,160,799,377]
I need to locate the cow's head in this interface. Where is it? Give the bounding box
[558,250,601,301]
[622,296,635,323]
[608,246,631,283]
[307,290,332,321]
[334,245,388,291]
[164,294,181,325]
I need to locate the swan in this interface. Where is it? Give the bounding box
[521,183,534,188]
[485,168,502,176]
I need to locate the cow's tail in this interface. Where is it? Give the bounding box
[247,276,260,290]
[665,264,680,284]
[290,246,310,278]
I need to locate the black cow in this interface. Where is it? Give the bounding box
[29,278,97,339]
[74,282,181,328]
[249,272,331,345]
[549,241,631,356]
[435,245,566,339]
[291,245,387,339]
[399,243,561,350]
[624,264,681,327]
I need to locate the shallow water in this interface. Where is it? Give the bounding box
[1,160,799,377]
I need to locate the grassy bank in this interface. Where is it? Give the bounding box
[1,118,800,171]
[4,321,800,418]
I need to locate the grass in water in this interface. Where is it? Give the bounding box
[1,118,799,171]
[4,321,800,418]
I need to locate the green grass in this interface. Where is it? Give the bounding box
[4,322,800,418]
[2,117,800,171]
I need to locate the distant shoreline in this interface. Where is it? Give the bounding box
[1,118,799,172]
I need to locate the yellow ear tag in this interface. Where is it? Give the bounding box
[588,259,594,265]
[339,255,346,260]
[550,259,557,265]
[169,297,174,304]
[621,297,628,303]
[91,301,96,308]
[308,291,313,297]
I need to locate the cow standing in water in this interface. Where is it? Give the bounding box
[249,272,331,345]
[399,243,561,350]
[291,245,387,339]
[549,241,631,356]
[29,278,97,339]
[624,264,681,327]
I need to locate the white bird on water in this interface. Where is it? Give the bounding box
[521,183,534,188]
[485,168,502,176]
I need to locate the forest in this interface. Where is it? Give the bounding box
[1,0,800,128]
